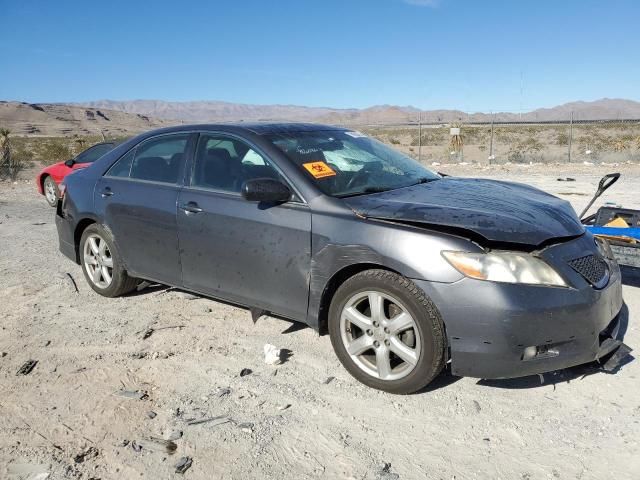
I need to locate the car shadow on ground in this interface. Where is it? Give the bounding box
[476,303,633,390]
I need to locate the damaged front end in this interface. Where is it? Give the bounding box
[342,178,631,379]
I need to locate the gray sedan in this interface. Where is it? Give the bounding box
[55,123,625,393]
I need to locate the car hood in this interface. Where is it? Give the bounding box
[343,177,585,246]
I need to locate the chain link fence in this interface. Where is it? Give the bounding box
[350,116,640,166]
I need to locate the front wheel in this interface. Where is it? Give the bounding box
[43,176,59,207]
[80,224,138,297]
[328,269,446,394]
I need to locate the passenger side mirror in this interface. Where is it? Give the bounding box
[64,159,75,167]
[241,178,291,203]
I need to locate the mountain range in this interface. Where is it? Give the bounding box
[1,98,639,137]
[78,98,640,124]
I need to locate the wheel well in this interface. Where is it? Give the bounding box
[73,219,96,263]
[317,263,397,335]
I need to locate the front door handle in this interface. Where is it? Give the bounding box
[180,202,203,214]
[100,187,114,197]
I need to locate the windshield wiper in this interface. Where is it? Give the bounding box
[336,187,393,198]
[411,177,439,186]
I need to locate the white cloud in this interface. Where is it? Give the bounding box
[402,0,440,6]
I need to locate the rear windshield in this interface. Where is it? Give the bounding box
[75,143,115,164]
[265,130,439,197]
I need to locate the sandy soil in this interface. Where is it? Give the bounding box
[1,165,638,480]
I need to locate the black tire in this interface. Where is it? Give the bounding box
[43,176,59,207]
[80,224,138,297]
[328,269,445,394]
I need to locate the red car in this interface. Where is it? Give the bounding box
[37,142,117,206]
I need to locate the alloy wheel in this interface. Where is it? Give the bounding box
[83,234,114,289]
[44,178,57,205]
[339,290,421,381]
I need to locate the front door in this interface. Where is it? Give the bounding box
[95,133,193,285]
[177,133,311,320]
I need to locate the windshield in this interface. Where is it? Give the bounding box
[265,130,440,197]
[74,143,115,164]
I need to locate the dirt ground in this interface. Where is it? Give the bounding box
[1,164,639,480]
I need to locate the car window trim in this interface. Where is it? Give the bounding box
[103,132,195,185]
[186,131,307,204]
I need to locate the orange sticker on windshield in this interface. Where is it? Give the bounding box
[303,161,336,179]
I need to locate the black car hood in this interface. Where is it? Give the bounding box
[343,177,585,246]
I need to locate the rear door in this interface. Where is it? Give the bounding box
[176,132,311,320]
[94,133,194,285]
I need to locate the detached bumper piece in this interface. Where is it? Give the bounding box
[600,342,633,373]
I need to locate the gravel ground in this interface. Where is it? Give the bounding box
[1,164,638,480]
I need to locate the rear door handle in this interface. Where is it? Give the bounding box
[180,202,203,214]
[100,187,114,197]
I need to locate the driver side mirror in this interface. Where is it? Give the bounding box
[64,159,75,167]
[241,178,291,203]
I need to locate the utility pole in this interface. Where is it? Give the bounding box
[568,111,573,163]
[489,112,494,164]
[418,113,422,162]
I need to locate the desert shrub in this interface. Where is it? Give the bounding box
[0,128,28,180]
[389,137,400,145]
[38,139,73,164]
[507,137,544,163]
[555,132,569,145]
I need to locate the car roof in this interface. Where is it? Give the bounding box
[142,122,349,137]
[234,122,348,135]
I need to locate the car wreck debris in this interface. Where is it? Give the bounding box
[175,456,193,474]
[186,416,229,427]
[601,343,633,372]
[16,359,38,375]
[263,343,282,365]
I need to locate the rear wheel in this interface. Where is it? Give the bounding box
[328,269,445,394]
[43,176,59,207]
[80,224,138,297]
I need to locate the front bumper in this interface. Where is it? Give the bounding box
[414,235,626,379]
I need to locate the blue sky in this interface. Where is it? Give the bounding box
[1,0,639,112]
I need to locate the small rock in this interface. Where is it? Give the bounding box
[147,411,157,419]
[238,422,254,433]
[131,352,147,359]
[131,441,142,453]
[115,389,148,400]
[216,387,231,397]
[175,456,193,474]
[377,462,399,480]
[1,352,7,358]
[323,376,335,385]
[473,400,481,412]
[167,430,183,441]
[240,368,252,377]
[142,328,155,340]
[278,404,291,411]
[74,446,98,464]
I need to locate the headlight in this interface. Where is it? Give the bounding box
[442,250,568,287]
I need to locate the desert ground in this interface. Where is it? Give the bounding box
[1,163,639,480]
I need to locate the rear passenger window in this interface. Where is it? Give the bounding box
[107,149,135,178]
[191,134,281,192]
[129,135,189,184]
